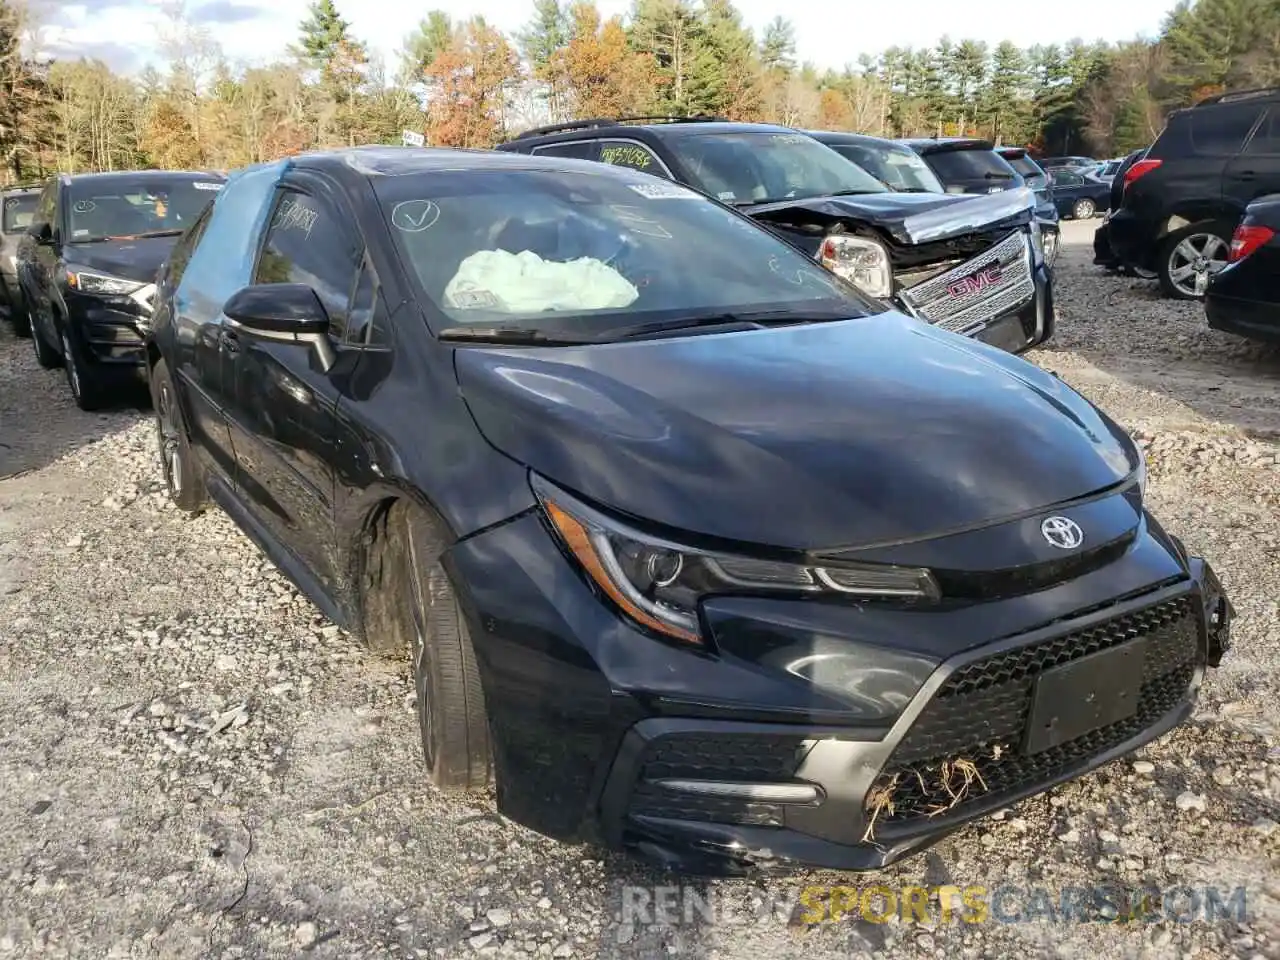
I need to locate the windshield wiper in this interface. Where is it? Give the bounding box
[124,229,186,239]
[983,171,1015,179]
[826,189,885,197]
[610,310,852,340]
[438,326,597,345]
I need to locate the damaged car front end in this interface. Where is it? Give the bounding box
[747,186,1052,354]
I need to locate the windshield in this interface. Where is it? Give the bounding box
[927,149,1019,186]
[65,175,224,243]
[2,194,38,234]
[1005,155,1046,183]
[665,131,888,205]
[827,142,944,193]
[376,168,877,339]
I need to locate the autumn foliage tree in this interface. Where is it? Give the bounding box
[546,3,661,118]
[424,18,521,148]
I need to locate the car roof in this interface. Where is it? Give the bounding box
[287,144,700,180]
[804,130,906,149]
[58,169,226,185]
[899,137,997,154]
[506,118,803,145]
[1,184,42,196]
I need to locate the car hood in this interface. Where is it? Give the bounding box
[739,188,1035,246]
[63,235,177,285]
[454,312,1139,552]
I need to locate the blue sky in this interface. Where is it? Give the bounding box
[39,0,1178,77]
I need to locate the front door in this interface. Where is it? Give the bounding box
[223,183,364,596]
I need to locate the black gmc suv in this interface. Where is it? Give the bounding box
[498,118,1055,354]
[1106,88,1280,299]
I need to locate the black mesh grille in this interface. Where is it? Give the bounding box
[626,732,812,827]
[638,732,811,781]
[871,595,1199,825]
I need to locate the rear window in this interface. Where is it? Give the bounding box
[2,194,38,233]
[1005,155,1045,180]
[1191,104,1263,154]
[926,149,1019,185]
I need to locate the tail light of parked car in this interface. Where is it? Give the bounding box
[1228,223,1275,263]
[1122,159,1162,192]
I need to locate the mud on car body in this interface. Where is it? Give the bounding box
[145,146,1230,875]
[497,118,1055,354]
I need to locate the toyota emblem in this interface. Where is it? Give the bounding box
[1041,516,1084,549]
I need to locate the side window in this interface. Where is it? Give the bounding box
[254,188,361,342]
[531,140,600,161]
[1243,109,1280,156]
[166,205,214,288]
[1055,172,1084,186]
[598,140,669,178]
[1192,105,1264,155]
[345,259,387,347]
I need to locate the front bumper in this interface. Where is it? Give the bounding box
[447,509,1230,875]
[65,289,149,369]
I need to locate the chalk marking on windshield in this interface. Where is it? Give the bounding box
[608,204,673,240]
[73,200,96,213]
[628,182,696,200]
[768,255,811,286]
[390,199,441,233]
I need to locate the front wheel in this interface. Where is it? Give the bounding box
[398,509,492,793]
[1072,198,1096,220]
[30,314,59,369]
[1158,224,1231,300]
[61,329,107,411]
[149,357,206,515]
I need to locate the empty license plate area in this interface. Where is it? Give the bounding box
[1023,638,1148,756]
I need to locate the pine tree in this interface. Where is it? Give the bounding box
[982,41,1028,144]
[401,12,454,79]
[627,0,701,113]
[759,16,796,74]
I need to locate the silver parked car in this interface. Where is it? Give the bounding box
[1,184,41,336]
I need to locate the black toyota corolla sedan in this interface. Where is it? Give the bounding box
[1205,193,1280,342]
[145,146,1231,875]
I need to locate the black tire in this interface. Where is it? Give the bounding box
[149,357,207,515]
[60,327,107,411]
[1157,222,1231,300]
[6,293,31,337]
[1072,198,1096,220]
[398,508,492,793]
[30,314,59,369]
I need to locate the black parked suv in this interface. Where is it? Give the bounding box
[1094,146,1151,273]
[1107,88,1280,299]
[498,118,1054,353]
[17,170,225,408]
[147,146,1229,874]
[898,138,1025,195]
[1,184,41,335]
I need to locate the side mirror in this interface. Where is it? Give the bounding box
[26,221,52,244]
[222,282,336,371]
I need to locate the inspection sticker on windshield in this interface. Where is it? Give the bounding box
[193,181,223,191]
[628,182,695,200]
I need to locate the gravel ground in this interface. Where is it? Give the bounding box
[1,217,1278,959]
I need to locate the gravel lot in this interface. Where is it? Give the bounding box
[1,217,1278,959]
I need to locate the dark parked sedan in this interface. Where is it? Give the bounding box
[1047,167,1112,220]
[146,146,1231,875]
[1205,193,1280,342]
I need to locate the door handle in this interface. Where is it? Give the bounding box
[220,330,241,355]
[1236,170,1257,180]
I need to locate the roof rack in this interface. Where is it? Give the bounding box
[1195,87,1280,106]
[514,114,728,140]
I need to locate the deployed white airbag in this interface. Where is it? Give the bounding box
[444,249,639,313]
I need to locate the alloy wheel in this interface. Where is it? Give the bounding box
[155,381,184,497]
[1167,232,1229,297]
[1073,198,1095,219]
[404,531,437,772]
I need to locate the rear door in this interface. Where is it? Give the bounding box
[1224,106,1280,209]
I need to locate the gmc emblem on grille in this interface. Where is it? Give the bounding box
[946,264,1003,298]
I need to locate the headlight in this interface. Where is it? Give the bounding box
[65,268,144,296]
[535,477,939,645]
[817,234,892,298]
[1043,227,1060,264]
[1134,440,1148,498]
